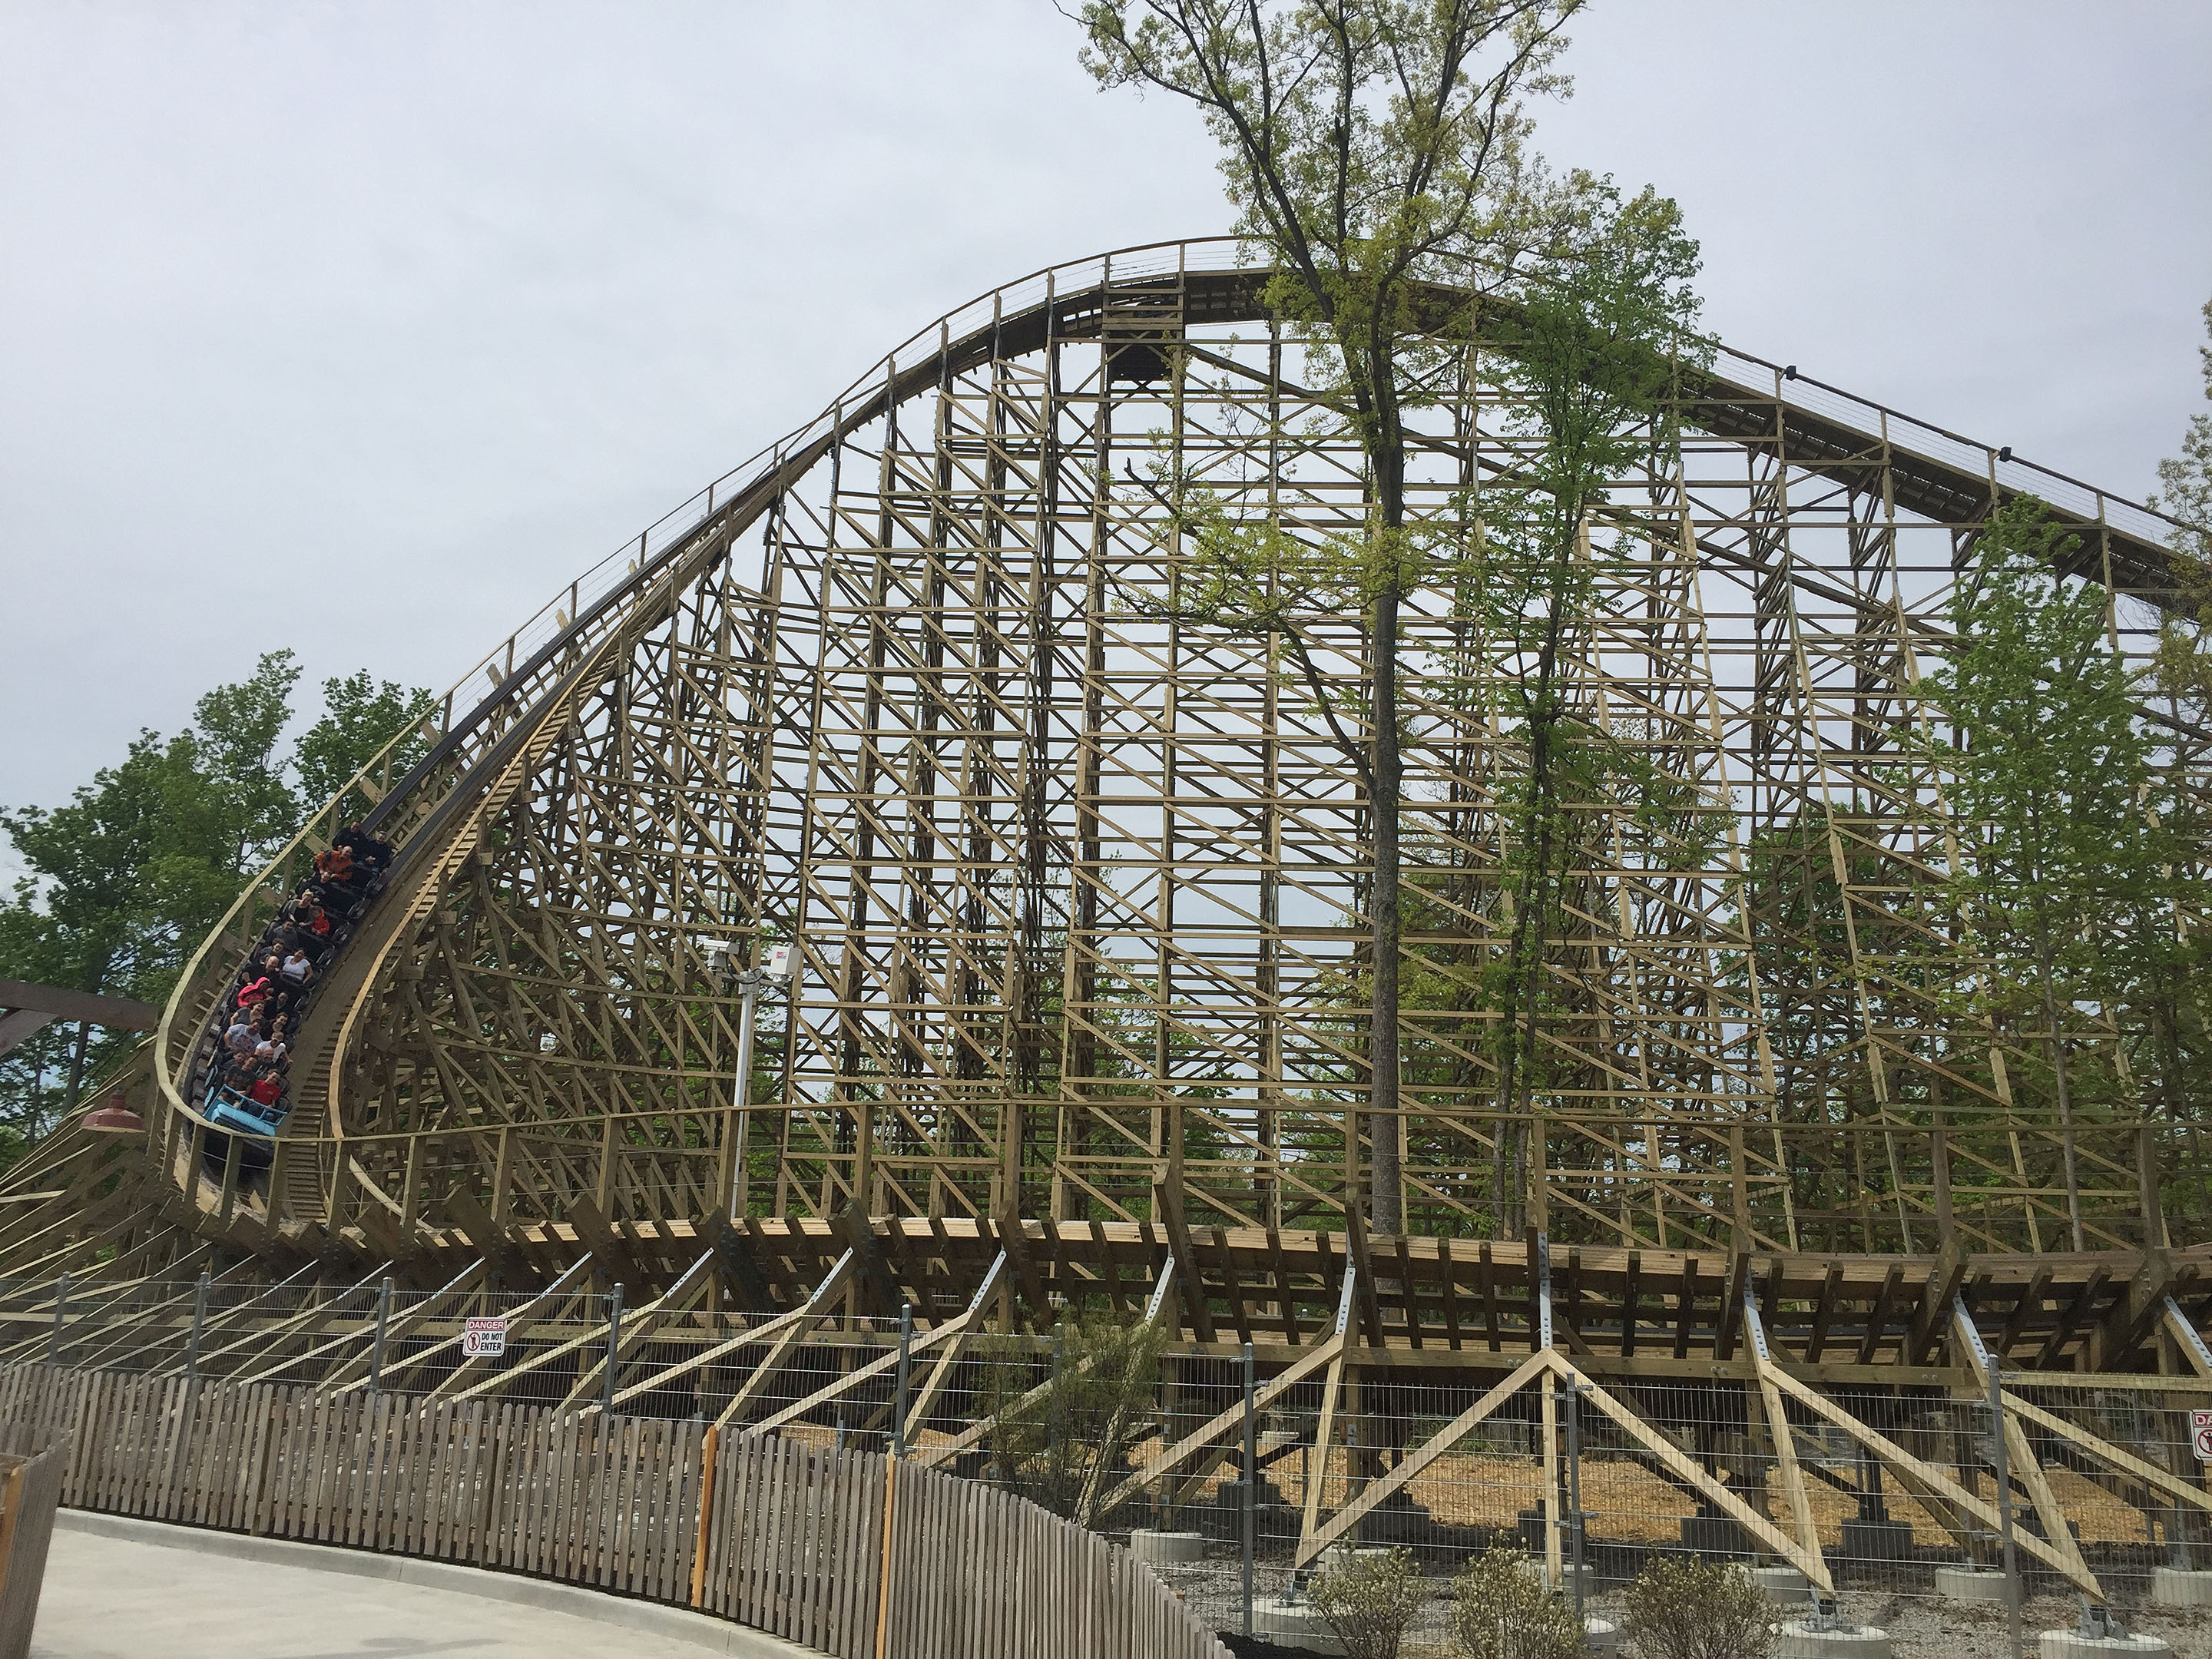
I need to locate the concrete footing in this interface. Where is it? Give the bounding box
[1778,1620,1892,1659]
[2038,1634,2173,1659]
[2151,1568,2212,1608]
[1250,1596,1346,1655]
[1128,1530,1207,1566]
[1318,1543,1396,1576]
[1745,1565,1811,1604]
[1535,1559,1598,1599]
[1583,1616,1618,1655]
[1933,1565,2010,1603]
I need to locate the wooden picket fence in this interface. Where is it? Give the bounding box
[0,1364,1226,1659]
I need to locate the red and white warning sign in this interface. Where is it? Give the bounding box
[462,1316,508,1359]
[2190,1409,2212,1463]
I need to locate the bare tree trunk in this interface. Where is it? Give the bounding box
[1369,579,1404,1237]
[2035,936,2085,1251]
[55,1018,92,1141]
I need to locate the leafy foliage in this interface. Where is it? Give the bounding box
[296,670,439,821]
[1620,1555,1776,1659]
[0,651,434,1151]
[1917,498,2186,1245]
[1448,1546,1581,1659]
[973,1313,1164,1527]
[1309,1545,1430,1659]
[1075,0,1588,1232]
[1075,1,1704,1233]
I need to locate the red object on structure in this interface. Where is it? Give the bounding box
[82,1101,144,1134]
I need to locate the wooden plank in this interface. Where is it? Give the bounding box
[1295,1349,1548,1565]
[1575,1366,1830,1588]
[1760,1359,2098,1593]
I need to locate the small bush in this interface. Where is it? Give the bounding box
[1449,1547,1583,1659]
[1621,1556,1777,1659]
[1309,1547,1429,1659]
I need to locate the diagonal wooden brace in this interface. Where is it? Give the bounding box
[1295,1349,1551,1568]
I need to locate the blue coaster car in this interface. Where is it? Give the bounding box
[204,1084,290,1139]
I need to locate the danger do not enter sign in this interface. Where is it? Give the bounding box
[462,1316,508,1359]
[2192,1409,2212,1464]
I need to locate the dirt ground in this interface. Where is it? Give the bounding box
[1157,1443,2154,1548]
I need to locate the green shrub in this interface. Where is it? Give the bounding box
[1309,1547,1430,1659]
[1621,1556,1777,1659]
[1449,1547,1583,1659]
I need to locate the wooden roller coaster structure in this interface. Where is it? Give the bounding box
[8,240,2212,1600]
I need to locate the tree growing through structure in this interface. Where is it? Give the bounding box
[1921,498,2171,1250]
[1061,0,1734,1238]
[1074,0,1608,1233]
[1461,192,1703,1235]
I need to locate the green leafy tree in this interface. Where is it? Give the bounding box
[296,671,439,822]
[1921,498,2164,1249]
[1075,0,1584,1231]
[1,653,435,1149]
[1455,189,1703,1235]
[0,733,180,1144]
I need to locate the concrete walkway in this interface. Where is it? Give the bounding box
[31,1512,817,1659]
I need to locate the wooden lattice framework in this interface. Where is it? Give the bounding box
[6,240,2210,1459]
[157,239,2192,1263]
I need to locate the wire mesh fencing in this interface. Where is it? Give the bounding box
[8,1271,2211,1654]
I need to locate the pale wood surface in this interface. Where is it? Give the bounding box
[0,1363,1227,1659]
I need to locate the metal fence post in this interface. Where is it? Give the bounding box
[46,1273,70,1368]
[893,1303,912,1458]
[1989,1365,2025,1659]
[185,1270,211,1382]
[604,1282,625,1416]
[1565,1378,1587,1626]
[367,1276,393,1394]
[1048,1323,1066,1492]
[1242,1339,1256,1637]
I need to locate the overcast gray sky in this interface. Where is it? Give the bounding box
[4,1,2208,844]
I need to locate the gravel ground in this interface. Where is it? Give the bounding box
[1148,1557,2212,1657]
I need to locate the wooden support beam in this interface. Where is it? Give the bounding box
[1157,1203,1216,1343]
[1763,1345,2098,1596]
[905,1252,1009,1432]
[568,1247,719,1410]
[1575,1361,1832,1589]
[423,1253,598,1397]
[752,1320,962,1435]
[2034,1269,2111,1370]
[1742,1288,1837,1596]
[837,1209,904,1316]
[1094,1323,1343,1518]
[992,1210,1052,1333]
[2164,1293,2212,1379]
[1296,1267,1360,1551]
[565,1194,644,1290]
[1855,1263,1904,1366]
[2002,1389,2212,1518]
[717,1249,859,1429]
[1952,1303,2103,1597]
[1296,1350,1550,1566]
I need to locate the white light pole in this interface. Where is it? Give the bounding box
[711,941,793,1220]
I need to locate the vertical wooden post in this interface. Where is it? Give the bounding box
[874,1453,898,1659]
[690,1423,718,1609]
